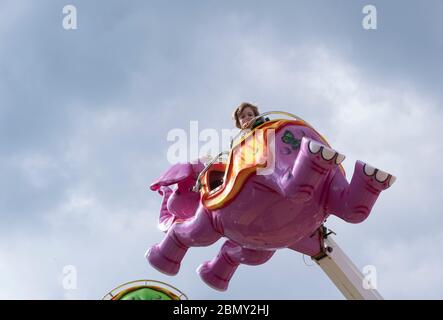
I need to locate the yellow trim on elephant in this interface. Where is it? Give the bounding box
[201,119,345,210]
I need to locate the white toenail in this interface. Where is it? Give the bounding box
[308,141,322,154]
[335,153,346,165]
[364,164,376,176]
[388,175,397,187]
[321,147,336,160]
[375,170,389,182]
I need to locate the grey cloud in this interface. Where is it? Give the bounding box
[1,0,442,299]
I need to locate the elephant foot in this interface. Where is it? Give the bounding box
[284,137,345,202]
[146,231,189,276]
[197,262,232,292]
[146,245,181,276]
[197,255,239,292]
[307,139,346,167]
[358,160,396,192]
[329,160,397,224]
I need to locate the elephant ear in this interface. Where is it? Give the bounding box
[150,163,195,191]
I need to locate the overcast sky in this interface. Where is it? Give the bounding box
[1,0,442,299]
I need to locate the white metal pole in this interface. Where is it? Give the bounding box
[314,237,383,300]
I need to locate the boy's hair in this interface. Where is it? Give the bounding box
[232,102,260,129]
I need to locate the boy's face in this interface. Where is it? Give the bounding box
[238,107,256,129]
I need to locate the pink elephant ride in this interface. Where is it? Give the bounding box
[146,111,396,291]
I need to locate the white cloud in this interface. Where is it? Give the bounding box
[367,233,443,299]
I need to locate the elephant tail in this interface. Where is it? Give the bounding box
[156,186,176,232]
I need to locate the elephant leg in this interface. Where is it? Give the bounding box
[327,160,396,223]
[281,137,346,202]
[197,240,275,291]
[146,204,222,276]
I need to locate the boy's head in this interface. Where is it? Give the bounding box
[232,102,260,129]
